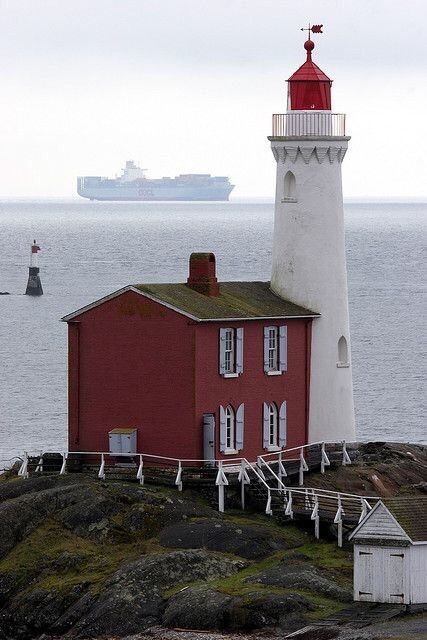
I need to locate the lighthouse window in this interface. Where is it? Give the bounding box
[225,405,235,450]
[337,336,349,367]
[268,403,278,447]
[283,171,297,202]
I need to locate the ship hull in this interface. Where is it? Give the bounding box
[77,179,234,202]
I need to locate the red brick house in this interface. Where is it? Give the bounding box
[62,253,317,462]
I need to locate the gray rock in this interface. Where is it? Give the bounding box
[0,584,87,639]
[0,572,24,605]
[122,495,218,536]
[0,482,96,559]
[163,587,312,632]
[163,587,234,630]
[71,549,245,638]
[159,521,287,559]
[55,494,121,541]
[248,562,352,602]
[239,591,313,628]
[0,474,81,504]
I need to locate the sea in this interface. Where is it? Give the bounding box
[0,199,425,466]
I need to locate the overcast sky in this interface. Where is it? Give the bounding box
[0,0,425,198]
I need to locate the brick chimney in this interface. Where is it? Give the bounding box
[187,252,220,297]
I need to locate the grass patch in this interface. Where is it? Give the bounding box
[294,541,352,569]
[0,518,144,593]
[223,511,313,547]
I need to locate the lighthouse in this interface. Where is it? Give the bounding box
[269,26,355,443]
[25,240,43,296]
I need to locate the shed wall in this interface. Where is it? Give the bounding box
[410,544,427,604]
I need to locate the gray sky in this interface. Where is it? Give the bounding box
[0,0,425,198]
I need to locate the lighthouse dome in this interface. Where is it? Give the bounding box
[287,40,332,110]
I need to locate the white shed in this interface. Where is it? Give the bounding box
[349,497,427,605]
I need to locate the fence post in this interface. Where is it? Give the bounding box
[285,490,293,518]
[35,451,43,474]
[342,441,352,466]
[334,494,343,547]
[311,495,319,539]
[238,460,250,510]
[175,461,183,492]
[18,452,29,479]
[278,452,287,489]
[136,455,144,485]
[256,456,266,480]
[98,453,105,480]
[359,497,369,523]
[59,453,67,475]
[320,442,330,474]
[265,489,272,516]
[215,461,229,513]
[299,448,308,486]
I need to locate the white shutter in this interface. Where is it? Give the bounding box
[279,401,287,448]
[219,405,226,452]
[263,402,270,449]
[263,327,271,372]
[236,328,244,374]
[279,325,288,372]
[236,403,244,451]
[219,329,227,375]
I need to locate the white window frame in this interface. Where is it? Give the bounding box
[225,405,235,452]
[264,325,287,375]
[268,403,279,449]
[268,327,279,372]
[224,329,235,374]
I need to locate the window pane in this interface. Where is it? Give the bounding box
[224,329,235,372]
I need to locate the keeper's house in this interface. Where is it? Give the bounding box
[62,253,318,462]
[349,497,427,605]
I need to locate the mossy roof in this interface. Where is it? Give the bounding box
[383,497,427,542]
[133,281,318,320]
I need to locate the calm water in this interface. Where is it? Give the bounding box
[0,200,425,464]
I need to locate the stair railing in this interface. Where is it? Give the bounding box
[257,456,287,492]
[242,458,274,515]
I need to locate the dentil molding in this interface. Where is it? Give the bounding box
[271,144,347,165]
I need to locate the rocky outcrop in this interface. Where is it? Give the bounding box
[247,561,352,602]
[70,550,245,638]
[159,520,288,559]
[162,587,312,632]
[1,443,424,639]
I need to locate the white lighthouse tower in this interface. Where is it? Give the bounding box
[269,26,355,443]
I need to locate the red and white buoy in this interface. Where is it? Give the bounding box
[25,240,43,296]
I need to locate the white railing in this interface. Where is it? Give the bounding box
[13,441,379,545]
[272,112,346,137]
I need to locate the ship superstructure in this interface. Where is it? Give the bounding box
[77,161,234,201]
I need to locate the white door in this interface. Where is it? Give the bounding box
[203,414,215,466]
[355,548,374,601]
[387,550,406,604]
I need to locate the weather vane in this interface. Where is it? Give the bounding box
[300,23,323,40]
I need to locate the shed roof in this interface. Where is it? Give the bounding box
[383,497,427,543]
[349,497,427,544]
[133,281,318,320]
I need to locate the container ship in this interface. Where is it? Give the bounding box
[77,161,234,201]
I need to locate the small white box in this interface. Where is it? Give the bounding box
[108,428,137,454]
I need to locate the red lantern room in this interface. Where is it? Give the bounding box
[287,38,332,111]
